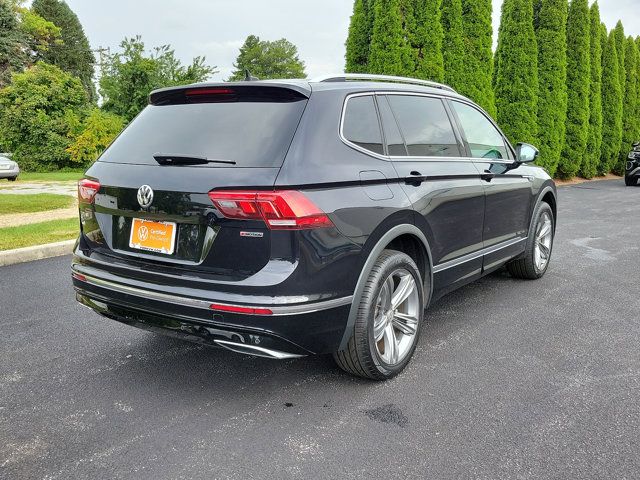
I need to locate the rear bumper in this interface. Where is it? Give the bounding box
[0,166,19,178]
[71,263,352,356]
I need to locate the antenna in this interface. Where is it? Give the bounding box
[244,70,259,81]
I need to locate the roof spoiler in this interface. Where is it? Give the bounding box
[149,82,310,106]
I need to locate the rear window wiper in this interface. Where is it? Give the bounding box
[153,154,236,166]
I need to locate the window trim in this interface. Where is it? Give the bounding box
[384,93,465,160]
[446,98,517,162]
[339,91,517,165]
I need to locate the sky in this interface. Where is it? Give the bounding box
[63,0,640,82]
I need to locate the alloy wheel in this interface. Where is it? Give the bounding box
[534,211,553,272]
[372,269,420,366]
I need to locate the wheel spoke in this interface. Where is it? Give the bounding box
[373,316,386,341]
[382,276,393,311]
[538,241,550,259]
[391,274,415,310]
[534,244,542,268]
[393,312,418,336]
[383,324,398,364]
[538,221,552,239]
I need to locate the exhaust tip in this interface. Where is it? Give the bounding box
[213,339,305,360]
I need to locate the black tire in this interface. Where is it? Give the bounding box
[507,201,554,280]
[625,176,636,186]
[8,176,17,182]
[333,249,425,380]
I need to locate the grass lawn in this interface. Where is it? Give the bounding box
[16,170,84,182]
[0,218,78,251]
[0,193,75,215]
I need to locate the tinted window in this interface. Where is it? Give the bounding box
[343,96,384,155]
[451,101,508,159]
[99,99,307,167]
[378,96,408,156]
[387,95,461,157]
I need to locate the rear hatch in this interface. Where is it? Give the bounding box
[79,84,309,279]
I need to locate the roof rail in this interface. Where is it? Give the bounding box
[313,73,457,93]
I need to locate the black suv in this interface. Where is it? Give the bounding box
[625,142,640,186]
[72,74,557,380]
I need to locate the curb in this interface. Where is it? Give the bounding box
[0,239,75,267]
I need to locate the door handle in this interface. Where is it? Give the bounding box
[406,171,424,186]
[480,170,495,182]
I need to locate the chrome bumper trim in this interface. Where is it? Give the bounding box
[73,270,352,316]
[213,340,305,359]
[433,237,527,273]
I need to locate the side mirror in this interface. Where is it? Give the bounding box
[515,143,539,163]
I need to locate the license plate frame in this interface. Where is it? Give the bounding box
[129,218,177,255]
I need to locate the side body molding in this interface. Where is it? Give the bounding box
[338,224,433,351]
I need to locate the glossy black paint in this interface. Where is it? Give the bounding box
[625,145,640,184]
[72,79,556,356]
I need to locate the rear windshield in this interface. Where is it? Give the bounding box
[99,97,307,168]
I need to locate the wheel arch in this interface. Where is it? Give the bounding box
[338,223,433,351]
[533,184,558,233]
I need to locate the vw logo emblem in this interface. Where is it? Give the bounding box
[138,225,149,241]
[137,185,154,208]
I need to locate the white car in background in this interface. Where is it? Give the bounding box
[0,154,19,181]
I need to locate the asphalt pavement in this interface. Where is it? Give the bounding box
[1,179,639,479]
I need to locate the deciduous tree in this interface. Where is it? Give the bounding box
[229,35,306,81]
[67,108,124,166]
[99,36,216,122]
[0,62,87,170]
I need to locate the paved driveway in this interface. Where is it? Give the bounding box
[0,182,77,197]
[1,179,639,479]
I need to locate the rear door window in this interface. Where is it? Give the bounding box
[451,101,509,160]
[378,96,408,156]
[342,95,384,155]
[99,91,308,168]
[387,95,462,158]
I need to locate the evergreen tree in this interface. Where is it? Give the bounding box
[534,0,568,177]
[409,0,444,82]
[613,21,626,103]
[460,0,496,116]
[600,31,623,175]
[582,1,603,179]
[441,0,465,90]
[494,0,538,145]
[32,0,96,102]
[558,0,590,179]
[619,37,639,173]
[345,0,374,73]
[0,0,26,87]
[368,0,412,76]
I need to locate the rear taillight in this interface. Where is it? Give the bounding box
[208,190,333,230]
[78,179,100,203]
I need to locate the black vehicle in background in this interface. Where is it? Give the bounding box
[625,142,640,186]
[71,74,557,380]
